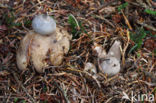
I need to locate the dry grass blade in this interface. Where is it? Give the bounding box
[121,29,130,65]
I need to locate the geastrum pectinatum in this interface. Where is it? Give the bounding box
[16,14,71,73]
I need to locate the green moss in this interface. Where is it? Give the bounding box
[68,14,87,39]
[129,28,147,53]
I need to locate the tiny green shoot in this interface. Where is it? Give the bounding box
[21,100,26,103]
[4,12,31,28]
[117,2,128,12]
[144,9,156,16]
[68,14,87,39]
[14,98,18,103]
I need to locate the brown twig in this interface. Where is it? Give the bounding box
[121,10,133,30]
[64,67,101,88]
[137,21,156,32]
[86,0,117,17]
[121,30,130,65]
[95,15,115,28]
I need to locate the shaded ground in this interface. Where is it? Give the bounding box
[0,0,156,103]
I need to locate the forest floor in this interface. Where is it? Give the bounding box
[0,0,156,103]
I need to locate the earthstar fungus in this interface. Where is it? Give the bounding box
[85,41,121,76]
[97,41,121,75]
[16,14,71,73]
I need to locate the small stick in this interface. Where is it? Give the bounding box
[53,81,70,103]
[122,30,130,65]
[12,71,36,103]
[65,67,101,88]
[95,15,115,28]
[26,0,46,13]
[86,0,117,17]
[137,21,156,32]
[140,80,156,86]
[121,10,133,30]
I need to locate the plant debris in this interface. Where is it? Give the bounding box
[0,0,155,102]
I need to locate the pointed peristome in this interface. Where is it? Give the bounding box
[107,41,121,61]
